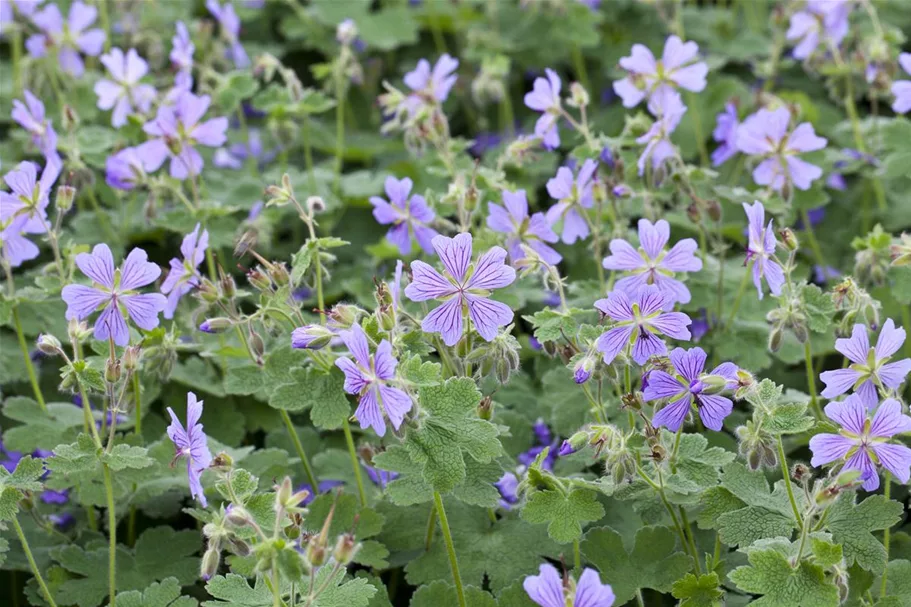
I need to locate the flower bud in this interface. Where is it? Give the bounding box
[211,452,233,470]
[270,263,290,287]
[105,358,122,383]
[36,334,62,356]
[55,185,76,214]
[62,104,80,130]
[228,538,252,557]
[599,146,615,169]
[220,274,236,298]
[332,533,360,564]
[568,82,590,108]
[699,373,732,395]
[573,356,594,384]
[327,304,360,330]
[225,506,251,527]
[706,200,722,222]
[780,228,799,251]
[477,396,492,420]
[336,18,358,45]
[247,269,272,291]
[200,547,220,580]
[122,346,141,370]
[199,318,232,333]
[791,463,810,482]
[275,477,294,510]
[291,325,334,350]
[248,329,265,359]
[306,196,326,214]
[559,431,590,456]
[306,536,328,567]
[612,184,631,198]
[768,326,783,352]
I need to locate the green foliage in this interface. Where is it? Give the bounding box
[728,539,840,606]
[520,487,604,544]
[0,456,45,521]
[671,572,724,607]
[824,493,903,573]
[115,578,198,607]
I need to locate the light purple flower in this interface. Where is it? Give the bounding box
[370,176,438,256]
[892,53,911,114]
[161,224,209,319]
[141,92,229,180]
[11,90,57,158]
[742,201,784,300]
[524,563,615,607]
[524,69,562,149]
[545,159,597,245]
[644,346,739,431]
[335,323,413,437]
[166,392,213,506]
[809,396,911,491]
[206,0,249,68]
[735,107,827,192]
[105,146,154,190]
[61,244,167,346]
[26,1,105,77]
[487,189,561,266]
[94,48,157,128]
[290,324,334,350]
[1,158,61,235]
[636,90,686,175]
[602,218,702,307]
[819,320,911,408]
[170,21,194,73]
[595,285,691,365]
[786,0,851,60]
[1,216,39,268]
[404,233,516,346]
[213,129,275,170]
[613,35,707,110]
[711,102,739,166]
[496,472,520,509]
[404,53,459,114]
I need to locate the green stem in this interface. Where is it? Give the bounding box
[102,465,117,607]
[725,266,751,331]
[573,538,581,570]
[433,491,466,607]
[342,418,368,507]
[799,210,825,269]
[302,115,316,192]
[132,372,142,438]
[881,473,892,597]
[803,340,823,419]
[686,92,709,166]
[425,504,437,551]
[12,26,22,95]
[775,436,803,528]
[12,307,46,412]
[12,516,58,607]
[98,0,111,52]
[279,410,319,492]
[902,306,911,358]
[679,507,702,574]
[334,74,346,194]
[570,44,590,93]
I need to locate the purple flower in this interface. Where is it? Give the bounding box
[105,146,153,190]
[487,189,561,266]
[819,320,911,408]
[613,35,707,110]
[94,48,157,128]
[524,563,615,607]
[826,172,847,191]
[786,0,851,60]
[370,176,438,256]
[644,347,739,431]
[364,464,398,489]
[523,69,562,149]
[41,488,69,505]
[161,223,209,319]
[404,53,459,110]
[0,216,39,268]
[213,129,275,170]
[636,91,686,175]
[595,285,692,365]
[290,324,334,350]
[809,396,911,491]
[166,392,213,507]
[296,480,345,506]
[602,218,702,307]
[11,90,58,158]
[496,472,520,509]
[1,158,61,234]
[711,102,740,166]
[735,107,827,192]
[335,323,413,437]
[545,159,597,244]
[61,244,167,346]
[532,419,552,445]
[892,53,911,114]
[170,21,194,73]
[26,1,105,77]
[404,233,516,346]
[141,92,229,180]
[206,0,249,68]
[742,201,784,300]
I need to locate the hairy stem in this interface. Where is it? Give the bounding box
[776,436,803,528]
[434,491,467,607]
[280,410,319,491]
[342,418,368,507]
[803,340,823,419]
[102,465,117,607]
[12,307,46,412]
[12,516,58,607]
[881,473,892,597]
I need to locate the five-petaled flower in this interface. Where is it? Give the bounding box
[786,0,851,61]
[735,106,827,192]
[523,68,563,150]
[26,1,105,77]
[613,35,707,111]
[161,223,209,319]
[602,218,702,308]
[370,176,438,255]
[404,233,516,346]
[523,563,615,607]
[809,395,911,491]
[545,159,597,245]
[335,322,413,437]
[595,285,691,365]
[94,47,157,128]
[487,188,561,266]
[635,89,686,175]
[819,320,911,408]
[644,346,739,431]
[61,244,167,346]
[1,158,62,267]
[166,392,213,506]
[711,102,740,167]
[206,0,249,68]
[403,53,459,115]
[742,201,784,300]
[11,90,58,159]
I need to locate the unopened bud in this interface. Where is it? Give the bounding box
[220,274,236,298]
[228,538,252,557]
[62,104,79,130]
[247,269,272,291]
[306,536,328,567]
[200,547,220,580]
[792,463,810,482]
[306,196,326,214]
[599,146,615,169]
[327,304,359,330]
[211,452,233,469]
[559,431,589,456]
[332,533,360,564]
[477,395,492,420]
[225,506,251,527]
[686,203,701,223]
[291,324,334,350]
[248,329,265,358]
[270,263,290,287]
[336,18,358,45]
[36,334,62,355]
[105,358,122,383]
[573,356,594,384]
[612,184,631,198]
[122,346,141,370]
[568,82,590,108]
[780,228,799,251]
[56,185,76,214]
[768,326,783,352]
[275,477,294,509]
[199,318,232,333]
[706,199,722,222]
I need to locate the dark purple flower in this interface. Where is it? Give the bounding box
[95,48,157,127]
[523,69,562,149]
[404,233,516,346]
[496,472,520,509]
[213,129,275,170]
[786,0,851,60]
[290,324,334,350]
[166,392,213,507]
[370,176,438,256]
[206,0,248,68]
[603,219,702,307]
[735,107,827,191]
[810,396,911,491]
[524,563,615,607]
[613,35,707,110]
[532,419,552,446]
[487,189,561,266]
[826,172,847,191]
[711,102,739,166]
[820,320,911,408]
[573,357,594,384]
[599,146,615,168]
[27,1,105,77]
[814,265,841,284]
[11,90,58,158]
[644,347,738,431]
[364,465,398,489]
[335,323,413,437]
[893,53,911,114]
[297,480,345,505]
[545,159,597,244]
[61,244,167,346]
[161,223,208,319]
[557,440,577,456]
[743,202,785,300]
[41,488,69,505]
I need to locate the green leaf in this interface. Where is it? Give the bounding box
[671,572,724,607]
[408,581,495,607]
[825,493,902,573]
[0,455,45,521]
[1,397,85,452]
[214,469,259,505]
[48,434,99,475]
[522,308,587,343]
[215,71,259,112]
[269,367,350,429]
[399,355,442,387]
[224,366,265,396]
[203,574,272,607]
[714,462,799,547]
[0,536,9,567]
[764,401,816,435]
[303,493,384,540]
[116,578,198,607]
[101,444,154,471]
[810,535,844,568]
[745,379,784,414]
[879,559,911,605]
[521,488,605,544]
[668,432,736,491]
[728,541,840,606]
[581,526,693,604]
[801,283,836,333]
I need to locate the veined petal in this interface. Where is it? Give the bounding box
[808,433,855,467]
[874,319,906,361]
[404,260,456,301]
[374,339,398,381]
[466,246,515,291]
[652,395,691,432]
[819,368,862,400]
[61,284,109,320]
[423,297,464,347]
[697,394,732,431]
[834,324,870,364]
[94,302,130,346]
[355,388,386,437]
[641,369,685,401]
[75,243,116,288]
[596,324,634,365]
[822,395,867,435]
[121,293,166,331]
[465,294,513,342]
[871,442,911,485]
[433,233,473,283]
[119,247,161,290]
[670,346,706,383]
[869,398,911,438]
[378,384,413,431]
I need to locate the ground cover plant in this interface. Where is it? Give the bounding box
[2,0,911,605]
